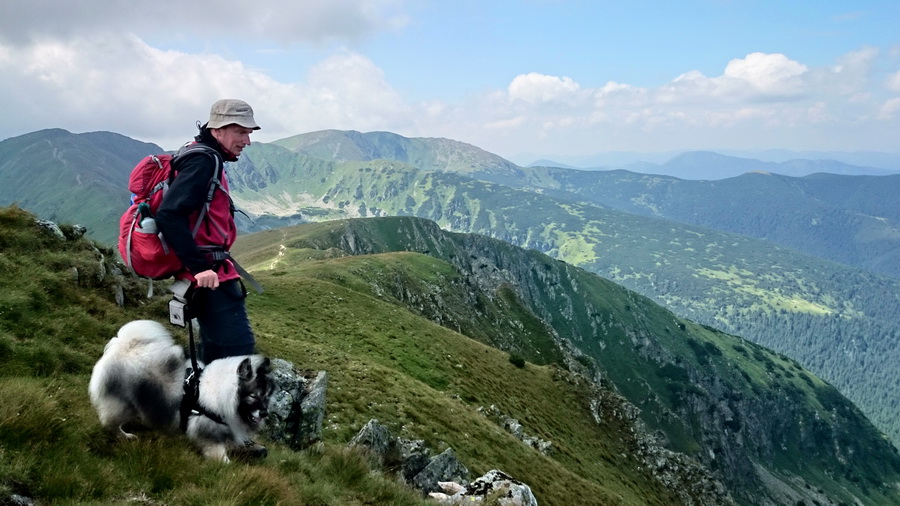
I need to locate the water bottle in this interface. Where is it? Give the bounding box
[138,216,158,234]
[136,202,157,234]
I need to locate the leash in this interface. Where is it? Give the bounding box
[178,309,226,431]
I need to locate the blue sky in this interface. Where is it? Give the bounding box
[1,0,898,165]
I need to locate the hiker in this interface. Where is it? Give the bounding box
[155,99,260,364]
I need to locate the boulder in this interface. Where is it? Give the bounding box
[261,359,327,450]
[410,448,469,495]
[428,469,538,506]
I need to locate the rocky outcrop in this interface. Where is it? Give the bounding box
[33,217,138,307]
[261,359,327,449]
[348,419,540,503]
[429,470,538,506]
[561,369,735,506]
[477,404,552,455]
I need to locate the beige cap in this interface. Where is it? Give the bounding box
[207,99,260,130]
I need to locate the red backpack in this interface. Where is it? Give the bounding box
[118,144,222,280]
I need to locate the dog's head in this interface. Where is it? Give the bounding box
[236,357,274,429]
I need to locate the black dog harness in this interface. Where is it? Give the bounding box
[179,321,227,431]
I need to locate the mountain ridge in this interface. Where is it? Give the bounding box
[232,214,900,504]
[522,149,900,177]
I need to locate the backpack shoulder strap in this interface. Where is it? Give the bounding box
[172,143,222,176]
[170,143,226,236]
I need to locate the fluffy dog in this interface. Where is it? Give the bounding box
[88,320,273,462]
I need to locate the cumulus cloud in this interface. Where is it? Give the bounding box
[657,53,809,104]
[0,32,420,149]
[878,98,900,120]
[887,71,900,93]
[474,50,898,155]
[723,52,808,96]
[0,2,896,160]
[0,0,409,46]
[508,73,582,104]
[0,34,276,147]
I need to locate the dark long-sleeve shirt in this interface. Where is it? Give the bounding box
[155,135,235,275]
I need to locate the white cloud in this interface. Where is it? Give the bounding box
[508,73,581,104]
[887,71,900,93]
[0,34,283,148]
[0,0,409,46]
[723,52,808,96]
[472,50,897,155]
[878,98,900,120]
[0,4,896,161]
[0,33,418,149]
[301,51,414,131]
[824,46,880,95]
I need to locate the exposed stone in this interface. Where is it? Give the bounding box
[7,494,34,506]
[429,470,538,506]
[348,418,394,462]
[67,224,87,240]
[260,359,327,450]
[348,419,476,496]
[297,370,328,448]
[477,405,552,455]
[396,437,432,481]
[35,219,65,239]
[410,448,469,495]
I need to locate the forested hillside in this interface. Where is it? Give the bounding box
[497,166,900,280]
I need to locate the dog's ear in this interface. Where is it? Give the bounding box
[258,357,271,375]
[237,357,253,381]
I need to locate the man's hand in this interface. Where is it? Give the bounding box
[195,270,220,290]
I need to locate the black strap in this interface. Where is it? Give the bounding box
[179,319,226,430]
[202,249,264,294]
[179,319,201,432]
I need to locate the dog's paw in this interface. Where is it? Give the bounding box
[229,440,268,461]
[201,444,230,463]
[117,427,138,440]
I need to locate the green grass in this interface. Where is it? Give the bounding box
[0,206,683,505]
[247,271,675,505]
[4,206,900,505]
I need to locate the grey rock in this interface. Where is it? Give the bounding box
[410,448,469,495]
[35,219,64,239]
[347,419,471,496]
[69,224,87,239]
[430,469,539,506]
[396,437,431,480]
[260,359,327,450]
[348,418,394,460]
[297,370,328,448]
[9,494,35,506]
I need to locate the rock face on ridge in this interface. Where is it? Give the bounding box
[349,419,470,495]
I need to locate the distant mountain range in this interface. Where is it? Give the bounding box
[522,149,900,178]
[2,128,900,451]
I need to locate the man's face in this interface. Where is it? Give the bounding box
[211,124,254,158]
